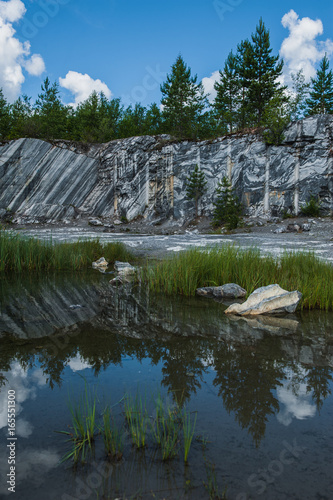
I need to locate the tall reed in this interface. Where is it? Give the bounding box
[0,231,134,272]
[182,408,197,463]
[141,245,333,310]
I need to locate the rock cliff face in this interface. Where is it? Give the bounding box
[0,115,332,223]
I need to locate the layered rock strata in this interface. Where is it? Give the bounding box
[0,115,332,223]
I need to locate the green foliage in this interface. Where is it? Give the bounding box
[160,55,208,139]
[306,55,333,115]
[262,95,290,145]
[243,18,286,126]
[142,245,333,310]
[300,195,321,217]
[212,176,242,229]
[214,50,241,133]
[289,70,310,121]
[34,77,69,139]
[186,164,207,217]
[0,88,10,140]
[0,232,134,272]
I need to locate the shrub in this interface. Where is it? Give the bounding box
[300,195,320,217]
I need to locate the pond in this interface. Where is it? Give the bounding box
[0,271,332,499]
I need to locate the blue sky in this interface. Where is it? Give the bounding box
[1,0,333,106]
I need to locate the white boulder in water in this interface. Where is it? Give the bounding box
[225,284,302,316]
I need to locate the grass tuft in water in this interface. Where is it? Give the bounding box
[182,407,197,463]
[124,392,148,449]
[141,245,333,311]
[203,459,227,499]
[102,407,124,461]
[0,230,134,272]
[58,383,97,465]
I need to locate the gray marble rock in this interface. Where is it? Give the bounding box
[1,115,333,224]
[196,283,247,298]
[225,284,302,316]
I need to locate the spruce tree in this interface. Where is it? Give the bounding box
[160,55,207,139]
[214,50,241,132]
[243,18,285,126]
[306,55,333,115]
[213,176,242,230]
[236,39,252,129]
[186,164,207,218]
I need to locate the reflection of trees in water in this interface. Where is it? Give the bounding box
[160,340,209,406]
[306,366,333,412]
[212,340,285,446]
[0,331,333,444]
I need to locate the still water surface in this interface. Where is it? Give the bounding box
[0,272,332,499]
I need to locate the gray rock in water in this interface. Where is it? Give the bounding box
[225,284,302,316]
[196,283,247,298]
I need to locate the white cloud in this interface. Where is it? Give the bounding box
[202,70,220,102]
[280,10,333,83]
[23,53,45,76]
[0,0,25,23]
[0,0,45,101]
[59,70,112,107]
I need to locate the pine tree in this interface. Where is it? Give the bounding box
[144,103,163,135]
[213,176,242,229]
[186,164,207,218]
[34,77,68,139]
[160,55,207,139]
[306,55,333,115]
[214,50,241,132]
[8,95,32,139]
[0,89,10,139]
[243,18,285,126]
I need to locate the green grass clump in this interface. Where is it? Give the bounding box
[124,392,149,449]
[141,245,333,311]
[58,383,97,465]
[102,407,124,461]
[0,231,134,272]
[183,407,197,463]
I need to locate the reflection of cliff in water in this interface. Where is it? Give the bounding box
[0,273,332,445]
